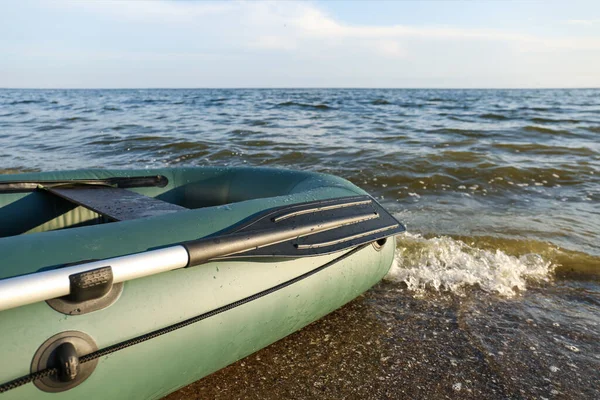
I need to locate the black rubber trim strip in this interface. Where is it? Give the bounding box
[0,244,368,394]
[0,175,169,193]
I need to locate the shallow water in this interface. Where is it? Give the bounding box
[1,89,599,398]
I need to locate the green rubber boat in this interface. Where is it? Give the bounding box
[0,167,404,399]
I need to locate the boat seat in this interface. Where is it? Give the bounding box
[46,186,187,221]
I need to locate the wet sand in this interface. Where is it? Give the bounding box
[164,281,598,400]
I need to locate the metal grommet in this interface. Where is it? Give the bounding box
[31,331,98,392]
[372,237,387,251]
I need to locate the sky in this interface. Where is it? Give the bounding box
[1,0,599,88]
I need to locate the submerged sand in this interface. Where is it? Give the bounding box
[165,281,598,399]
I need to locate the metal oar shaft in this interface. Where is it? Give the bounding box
[0,246,189,312]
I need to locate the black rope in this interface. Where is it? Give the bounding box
[0,245,366,394]
[0,368,57,393]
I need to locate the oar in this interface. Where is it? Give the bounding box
[0,195,404,312]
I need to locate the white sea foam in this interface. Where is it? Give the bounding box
[385,233,555,297]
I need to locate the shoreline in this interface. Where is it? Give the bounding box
[165,282,599,399]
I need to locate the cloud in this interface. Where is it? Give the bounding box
[373,40,407,58]
[290,6,600,51]
[250,36,296,51]
[57,0,600,52]
[564,19,600,26]
[63,0,235,23]
[3,0,600,87]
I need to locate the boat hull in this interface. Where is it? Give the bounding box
[0,168,397,399]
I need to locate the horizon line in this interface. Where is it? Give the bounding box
[1,87,599,90]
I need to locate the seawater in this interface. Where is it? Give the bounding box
[1,89,598,398]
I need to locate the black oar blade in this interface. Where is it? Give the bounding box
[224,195,405,258]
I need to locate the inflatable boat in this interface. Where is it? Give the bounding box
[0,167,404,399]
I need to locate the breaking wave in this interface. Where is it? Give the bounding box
[386,233,556,297]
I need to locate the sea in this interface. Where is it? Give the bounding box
[1,89,598,399]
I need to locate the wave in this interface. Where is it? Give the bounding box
[428,150,487,163]
[123,134,164,142]
[161,141,209,151]
[110,124,142,131]
[88,135,211,155]
[386,233,555,297]
[236,139,277,147]
[387,233,599,297]
[428,128,470,134]
[428,128,486,138]
[448,235,600,280]
[444,165,581,186]
[583,126,600,133]
[87,134,164,146]
[492,143,596,157]
[435,138,477,147]
[120,98,170,105]
[479,113,509,120]
[276,101,334,110]
[354,163,591,200]
[530,117,582,124]
[167,150,211,164]
[371,99,392,105]
[398,102,426,108]
[245,120,270,127]
[230,129,261,135]
[102,106,123,112]
[8,100,43,105]
[34,125,69,132]
[0,111,29,117]
[348,157,595,189]
[522,125,573,135]
[57,117,98,123]
[517,106,559,112]
[142,99,167,104]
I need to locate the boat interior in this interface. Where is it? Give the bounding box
[0,169,320,238]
